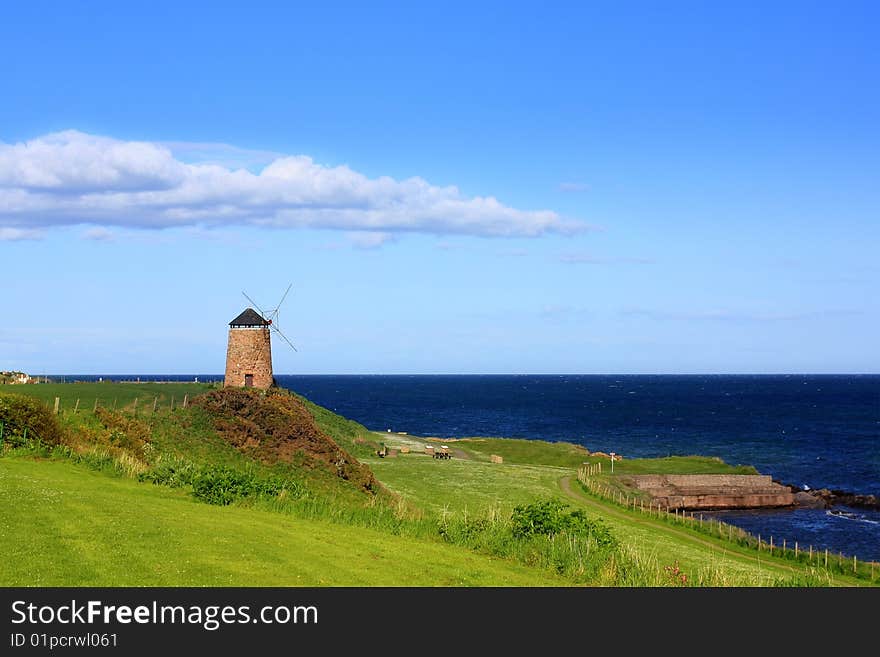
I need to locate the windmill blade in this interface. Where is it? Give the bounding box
[270,283,293,321]
[241,291,269,321]
[271,325,298,352]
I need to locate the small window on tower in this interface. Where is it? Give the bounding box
[244,374,254,387]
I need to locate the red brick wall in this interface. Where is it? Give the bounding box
[224,327,273,389]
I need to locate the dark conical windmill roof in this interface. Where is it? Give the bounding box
[229,308,269,327]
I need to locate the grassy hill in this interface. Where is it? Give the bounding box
[1,382,875,587]
[365,438,867,586]
[0,458,564,586]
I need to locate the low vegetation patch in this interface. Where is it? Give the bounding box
[437,498,622,581]
[610,455,758,475]
[94,407,151,452]
[510,498,615,546]
[0,391,64,446]
[456,437,591,467]
[139,460,305,506]
[192,388,378,493]
[190,465,305,506]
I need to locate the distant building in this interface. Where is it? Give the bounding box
[0,371,31,384]
[224,308,273,389]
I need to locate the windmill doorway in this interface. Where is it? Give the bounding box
[244,374,254,387]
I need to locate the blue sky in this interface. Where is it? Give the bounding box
[1,1,877,374]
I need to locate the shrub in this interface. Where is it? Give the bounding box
[435,500,621,582]
[94,408,150,452]
[189,465,304,506]
[138,458,199,488]
[0,391,64,446]
[511,498,616,547]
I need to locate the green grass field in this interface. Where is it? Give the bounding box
[366,454,570,514]
[0,457,568,586]
[1,382,874,587]
[1,381,217,414]
[366,441,870,586]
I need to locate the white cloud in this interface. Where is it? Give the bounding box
[82,226,114,241]
[160,140,284,171]
[346,231,395,249]
[0,130,584,239]
[0,227,43,241]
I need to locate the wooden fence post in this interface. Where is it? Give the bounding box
[170,396,174,411]
[53,397,60,415]
[183,394,188,408]
[152,397,158,414]
[93,398,99,412]
[133,398,138,415]
[73,399,80,414]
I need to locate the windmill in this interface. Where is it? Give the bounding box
[241,284,298,352]
[224,284,297,389]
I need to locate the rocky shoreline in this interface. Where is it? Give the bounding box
[779,482,880,510]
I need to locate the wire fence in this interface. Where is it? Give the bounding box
[577,466,878,582]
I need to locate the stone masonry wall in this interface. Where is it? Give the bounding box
[632,474,775,489]
[627,474,795,510]
[224,327,273,389]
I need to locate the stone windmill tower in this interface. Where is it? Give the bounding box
[224,286,296,389]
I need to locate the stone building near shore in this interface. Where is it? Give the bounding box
[224,308,273,389]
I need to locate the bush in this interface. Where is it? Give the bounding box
[0,392,64,446]
[511,498,616,547]
[189,465,304,506]
[435,500,621,582]
[94,408,150,452]
[138,458,199,488]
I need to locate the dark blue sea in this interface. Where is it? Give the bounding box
[59,374,880,562]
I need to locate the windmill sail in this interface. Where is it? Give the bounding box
[241,285,298,351]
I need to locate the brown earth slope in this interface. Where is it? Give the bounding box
[192,387,378,493]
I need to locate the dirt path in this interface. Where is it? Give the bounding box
[557,475,802,576]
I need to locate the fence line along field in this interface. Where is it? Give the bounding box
[11,382,218,415]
